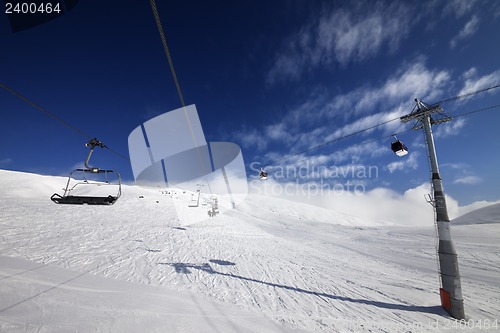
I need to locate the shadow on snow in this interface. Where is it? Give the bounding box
[158,261,446,316]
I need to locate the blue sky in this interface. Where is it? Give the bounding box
[1,0,500,207]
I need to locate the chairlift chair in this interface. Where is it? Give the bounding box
[259,168,268,180]
[391,135,408,157]
[51,138,122,205]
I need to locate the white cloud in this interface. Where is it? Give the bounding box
[495,3,500,18]
[461,67,477,80]
[433,118,466,138]
[236,60,452,164]
[232,91,330,153]
[264,123,289,141]
[267,47,304,84]
[441,162,482,186]
[329,141,386,164]
[450,15,480,49]
[319,7,407,65]
[382,62,451,103]
[266,153,333,175]
[386,151,418,173]
[326,113,381,141]
[441,162,469,170]
[250,179,499,226]
[266,161,379,185]
[458,68,500,97]
[329,184,436,226]
[0,158,13,165]
[234,128,268,152]
[267,2,415,85]
[444,0,479,18]
[288,127,329,153]
[324,60,450,123]
[453,175,482,185]
[265,142,385,181]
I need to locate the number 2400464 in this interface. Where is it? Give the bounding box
[5,2,61,14]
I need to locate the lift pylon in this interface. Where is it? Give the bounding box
[400,99,464,320]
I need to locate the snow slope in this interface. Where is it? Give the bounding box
[1,169,499,332]
[453,203,500,225]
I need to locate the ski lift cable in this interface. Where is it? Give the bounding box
[149,0,214,196]
[215,102,500,187]
[450,103,500,119]
[269,117,401,166]
[193,102,500,188]
[4,77,498,190]
[190,126,417,189]
[148,0,499,181]
[149,0,185,108]
[268,85,500,167]
[0,82,130,162]
[0,81,208,195]
[264,127,415,174]
[115,102,497,192]
[4,78,497,193]
[1,82,93,140]
[432,83,500,106]
[254,103,500,179]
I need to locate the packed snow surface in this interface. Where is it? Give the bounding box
[1,169,499,332]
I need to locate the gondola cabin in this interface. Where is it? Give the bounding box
[259,168,268,180]
[391,140,408,157]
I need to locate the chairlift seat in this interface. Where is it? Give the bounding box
[51,168,121,205]
[51,139,122,206]
[51,193,117,205]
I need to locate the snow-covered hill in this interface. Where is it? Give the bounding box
[1,169,499,332]
[453,202,500,225]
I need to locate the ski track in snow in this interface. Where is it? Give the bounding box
[1,170,499,332]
